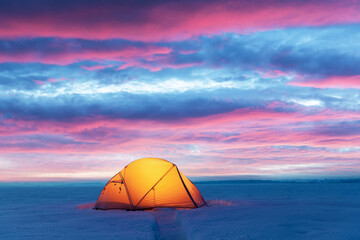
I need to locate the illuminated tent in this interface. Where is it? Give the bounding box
[94,158,207,210]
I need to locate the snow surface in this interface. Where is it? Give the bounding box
[1,182,360,240]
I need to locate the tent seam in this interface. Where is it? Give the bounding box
[188,181,208,207]
[119,172,134,210]
[176,166,198,208]
[134,164,175,208]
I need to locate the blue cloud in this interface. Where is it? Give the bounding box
[1,25,360,123]
[0,91,263,121]
[174,25,360,77]
[312,120,360,137]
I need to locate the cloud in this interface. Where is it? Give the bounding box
[0,38,171,65]
[311,121,360,137]
[81,64,114,71]
[0,134,95,151]
[2,25,360,77]
[0,92,250,121]
[2,1,360,180]
[290,75,360,89]
[0,0,359,41]
[1,100,360,180]
[0,75,48,89]
[192,27,360,77]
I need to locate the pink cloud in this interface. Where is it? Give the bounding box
[262,70,289,78]
[178,50,198,54]
[117,62,163,72]
[0,46,172,65]
[33,80,45,85]
[81,64,114,71]
[32,77,67,85]
[48,77,67,83]
[1,136,360,180]
[1,106,360,155]
[289,75,360,89]
[2,104,360,181]
[0,1,359,41]
[117,61,202,71]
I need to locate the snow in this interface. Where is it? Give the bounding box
[1,182,360,239]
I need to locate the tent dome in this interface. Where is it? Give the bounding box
[94,158,207,210]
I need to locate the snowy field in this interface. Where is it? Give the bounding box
[1,181,360,240]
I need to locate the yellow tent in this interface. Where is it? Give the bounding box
[94,158,207,210]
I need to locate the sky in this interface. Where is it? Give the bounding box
[1,0,360,181]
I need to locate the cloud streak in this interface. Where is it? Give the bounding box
[0,38,171,65]
[1,0,360,180]
[1,0,360,41]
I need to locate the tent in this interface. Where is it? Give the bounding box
[94,158,207,210]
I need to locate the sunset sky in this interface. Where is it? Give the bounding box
[1,0,360,181]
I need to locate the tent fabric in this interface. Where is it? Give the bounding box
[94,158,207,210]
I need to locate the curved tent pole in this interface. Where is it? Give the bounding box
[176,166,198,208]
[119,171,134,210]
[94,170,123,209]
[134,164,175,208]
[188,179,208,207]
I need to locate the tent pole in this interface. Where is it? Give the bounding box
[176,166,198,208]
[119,171,135,210]
[134,165,175,208]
